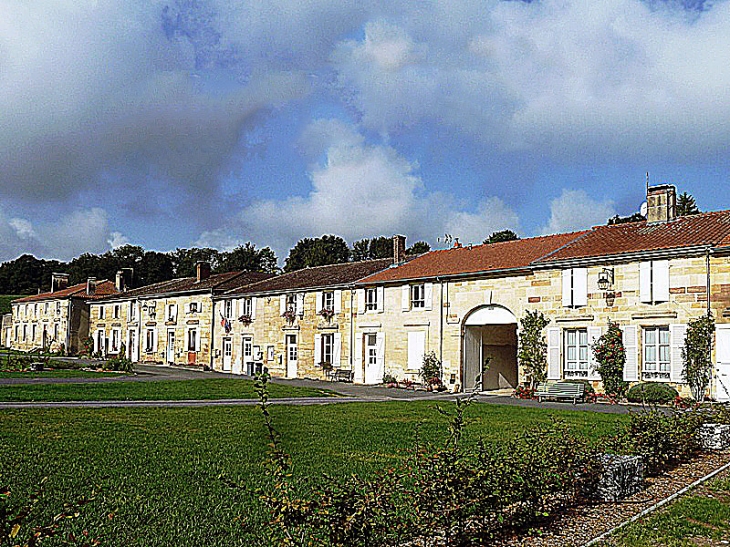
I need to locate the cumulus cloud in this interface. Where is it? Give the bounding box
[445,197,521,246]
[540,189,616,235]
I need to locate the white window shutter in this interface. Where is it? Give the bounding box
[195,329,201,352]
[562,270,573,307]
[334,290,342,315]
[424,283,433,310]
[623,325,638,381]
[588,326,603,381]
[172,304,178,322]
[408,331,426,370]
[376,286,384,313]
[640,262,652,303]
[717,325,730,364]
[670,324,687,383]
[314,333,321,365]
[547,327,561,380]
[357,289,365,314]
[574,268,588,307]
[333,333,342,367]
[402,285,411,311]
[654,261,670,303]
[354,333,363,381]
[376,332,385,369]
[280,295,286,315]
[153,329,158,353]
[250,297,257,320]
[316,292,323,313]
[296,293,305,317]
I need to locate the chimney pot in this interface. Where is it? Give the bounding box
[86,277,97,296]
[392,235,406,265]
[115,271,125,292]
[196,261,211,282]
[647,184,677,223]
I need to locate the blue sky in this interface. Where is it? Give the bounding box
[1,0,730,263]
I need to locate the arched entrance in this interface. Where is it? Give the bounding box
[462,305,518,392]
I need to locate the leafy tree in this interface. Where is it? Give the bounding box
[483,230,519,244]
[592,321,628,397]
[683,314,714,402]
[676,192,700,216]
[351,237,393,261]
[517,310,550,388]
[406,241,430,255]
[217,243,278,274]
[138,251,174,286]
[607,213,646,225]
[0,255,64,294]
[68,253,110,285]
[169,247,220,277]
[284,235,350,272]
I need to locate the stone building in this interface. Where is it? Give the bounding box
[211,255,398,379]
[10,274,119,354]
[87,263,271,365]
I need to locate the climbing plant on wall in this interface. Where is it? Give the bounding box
[517,310,550,388]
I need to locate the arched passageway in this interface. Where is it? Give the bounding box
[462,305,518,392]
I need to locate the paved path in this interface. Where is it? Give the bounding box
[0,363,635,413]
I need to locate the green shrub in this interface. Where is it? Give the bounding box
[105,356,134,373]
[626,383,678,404]
[592,321,628,398]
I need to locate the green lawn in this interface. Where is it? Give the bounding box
[0,402,625,546]
[0,377,335,401]
[0,369,121,379]
[599,474,730,546]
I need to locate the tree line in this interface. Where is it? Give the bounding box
[0,236,431,295]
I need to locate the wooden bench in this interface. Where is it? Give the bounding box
[331,369,354,382]
[536,381,585,404]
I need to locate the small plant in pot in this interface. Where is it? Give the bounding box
[419,351,444,391]
[281,308,296,323]
[238,314,252,326]
[318,307,335,321]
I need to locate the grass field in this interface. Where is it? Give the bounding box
[0,377,335,401]
[599,474,730,546]
[0,401,625,546]
[0,369,121,379]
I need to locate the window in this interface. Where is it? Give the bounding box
[322,291,334,311]
[365,288,378,311]
[241,298,252,318]
[31,324,36,342]
[640,261,670,304]
[34,304,38,316]
[129,301,137,321]
[22,325,27,342]
[14,325,18,341]
[286,334,298,362]
[320,333,334,366]
[44,303,49,314]
[114,305,120,319]
[55,302,61,315]
[562,268,588,308]
[643,326,670,380]
[167,303,177,322]
[224,300,233,319]
[189,302,199,314]
[187,329,198,352]
[145,329,155,353]
[411,284,425,308]
[110,329,121,353]
[99,305,106,319]
[564,329,589,378]
[53,323,58,341]
[243,337,253,363]
[366,334,378,366]
[286,294,297,314]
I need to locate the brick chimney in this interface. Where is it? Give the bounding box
[196,261,211,282]
[647,184,677,224]
[86,277,97,296]
[51,273,69,293]
[392,235,406,265]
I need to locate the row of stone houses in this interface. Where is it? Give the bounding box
[5,185,730,400]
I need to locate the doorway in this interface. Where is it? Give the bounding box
[166,331,175,364]
[462,306,518,392]
[286,334,298,378]
[222,337,232,372]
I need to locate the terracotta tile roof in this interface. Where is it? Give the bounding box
[227,259,393,295]
[537,210,730,263]
[13,280,118,303]
[359,232,587,284]
[93,271,268,301]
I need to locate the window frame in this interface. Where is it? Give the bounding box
[642,326,671,380]
[365,288,378,311]
[563,328,589,378]
[320,333,334,366]
[411,284,425,308]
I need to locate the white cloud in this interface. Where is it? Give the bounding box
[445,197,521,246]
[540,189,616,235]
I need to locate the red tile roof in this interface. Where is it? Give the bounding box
[228,259,393,295]
[13,280,118,303]
[359,232,587,284]
[537,210,730,263]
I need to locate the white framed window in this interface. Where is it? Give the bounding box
[322,291,334,311]
[411,284,425,308]
[167,303,178,323]
[242,336,253,363]
[187,328,199,352]
[44,303,49,314]
[22,325,27,342]
[286,334,298,362]
[129,301,138,321]
[53,323,59,341]
[34,304,38,316]
[365,288,378,311]
[55,301,61,315]
[14,325,19,341]
[189,302,199,314]
[562,268,588,308]
[240,298,253,318]
[366,333,378,367]
[286,294,297,314]
[99,305,106,319]
[110,328,121,354]
[640,261,670,304]
[564,329,589,378]
[145,328,156,353]
[320,333,334,365]
[643,326,670,380]
[224,300,233,319]
[114,305,120,319]
[31,324,37,342]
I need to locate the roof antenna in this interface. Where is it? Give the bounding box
[646,171,649,193]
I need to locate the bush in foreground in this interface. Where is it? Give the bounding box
[626,383,679,405]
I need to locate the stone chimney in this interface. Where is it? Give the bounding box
[196,261,211,282]
[86,277,97,296]
[51,273,69,293]
[647,184,677,224]
[392,235,406,265]
[115,271,125,292]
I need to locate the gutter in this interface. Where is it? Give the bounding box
[534,245,714,270]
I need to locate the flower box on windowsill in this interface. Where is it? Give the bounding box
[238,314,253,326]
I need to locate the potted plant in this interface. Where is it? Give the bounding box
[318,308,335,321]
[281,308,296,324]
[238,314,253,326]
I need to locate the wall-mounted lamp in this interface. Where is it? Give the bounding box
[597,268,614,291]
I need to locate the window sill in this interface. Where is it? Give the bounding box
[631,311,677,320]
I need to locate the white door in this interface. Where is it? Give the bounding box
[286,334,298,378]
[716,326,730,402]
[166,331,175,364]
[222,338,232,372]
[240,337,253,375]
[128,330,138,362]
[364,333,383,384]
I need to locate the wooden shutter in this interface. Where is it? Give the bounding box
[376,332,385,369]
[152,329,158,353]
[717,325,730,364]
[357,289,365,314]
[640,262,652,303]
[354,333,363,382]
[408,331,426,370]
[623,325,638,381]
[334,290,342,315]
[546,327,561,380]
[376,287,384,313]
[279,295,287,315]
[402,286,411,311]
[587,326,603,380]
[314,333,321,366]
[333,333,342,367]
[574,268,588,307]
[296,293,305,317]
[670,324,687,383]
[315,292,323,313]
[424,283,433,311]
[654,261,670,303]
[250,297,257,320]
[562,270,573,307]
[195,328,201,352]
